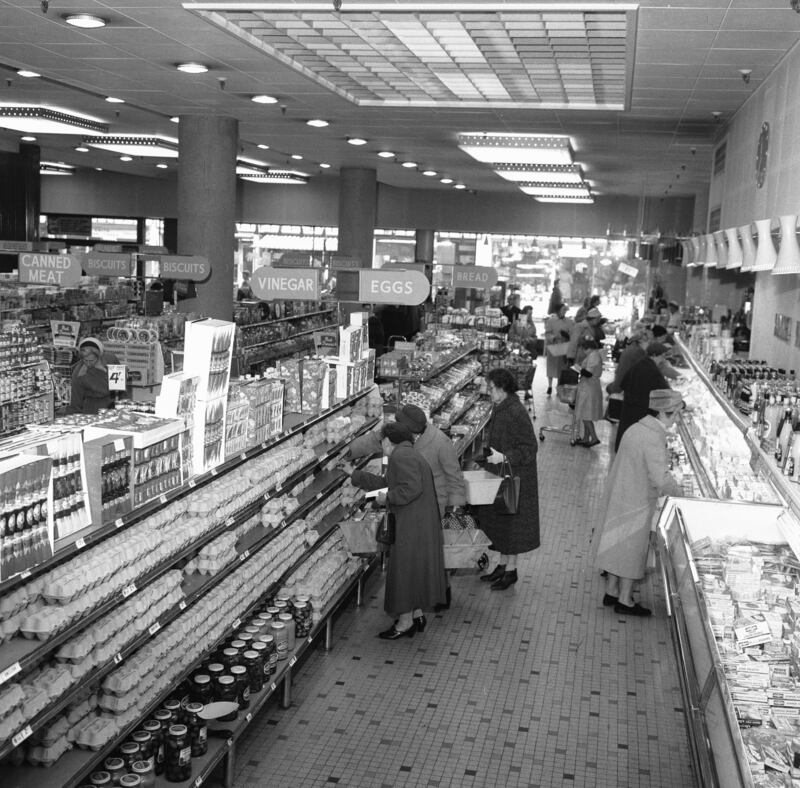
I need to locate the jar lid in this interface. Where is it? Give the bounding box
[238,633,254,642]
[185,702,204,713]
[103,757,124,769]
[194,674,211,685]
[230,640,246,649]
[223,647,239,656]
[263,634,275,642]
[270,621,286,630]
[218,675,235,685]
[295,601,308,609]
[243,650,258,658]
[266,606,279,615]
[256,612,272,621]
[231,665,247,675]
[278,613,293,622]
[207,662,224,672]
[295,595,310,602]
[119,776,141,787]
[163,699,181,710]
[251,641,267,651]
[131,730,151,743]
[120,742,139,754]
[168,724,188,735]
[142,720,161,732]
[274,600,288,609]
[90,773,111,785]
[154,710,172,722]
[243,626,259,634]
[131,762,151,774]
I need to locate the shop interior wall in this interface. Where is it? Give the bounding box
[685,266,752,313]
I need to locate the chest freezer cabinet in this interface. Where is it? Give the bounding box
[656,496,800,788]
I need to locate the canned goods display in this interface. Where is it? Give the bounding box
[251,640,270,680]
[262,633,278,675]
[293,599,313,638]
[183,702,208,757]
[242,648,264,693]
[231,664,251,709]
[142,720,165,775]
[269,620,288,660]
[192,674,213,705]
[214,675,238,721]
[164,724,192,783]
[278,612,296,652]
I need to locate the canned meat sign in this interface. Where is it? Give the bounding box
[358,269,430,305]
[18,253,82,286]
[452,265,498,289]
[251,266,320,301]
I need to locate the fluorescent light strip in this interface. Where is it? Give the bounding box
[240,170,309,184]
[458,132,573,165]
[534,195,594,204]
[519,184,590,197]
[0,105,108,135]
[495,164,584,184]
[84,135,179,158]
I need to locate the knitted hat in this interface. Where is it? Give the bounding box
[381,422,414,445]
[586,307,602,320]
[395,404,427,434]
[649,389,684,413]
[78,337,104,355]
[646,341,669,357]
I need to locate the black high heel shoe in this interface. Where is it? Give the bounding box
[434,586,452,612]
[378,623,416,640]
[491,569,518,590]
[480,564,506,582]
[414,614,427,632]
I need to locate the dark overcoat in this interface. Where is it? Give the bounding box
[352,443,447,615]
[615,356,669,451]
[476,394,540,555]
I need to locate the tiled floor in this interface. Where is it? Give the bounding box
[231,370,697,788]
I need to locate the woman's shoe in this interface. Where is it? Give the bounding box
[602,594,618,606]
[480,564,506,582]
[414,614,427,632]
[583,438,601,448]
[434,587,451,612]
[546,386,552,397]
[378,624,416,639]
[613,601,652,617]
[491,569,518,590]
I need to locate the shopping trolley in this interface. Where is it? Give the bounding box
[538,367,580,443]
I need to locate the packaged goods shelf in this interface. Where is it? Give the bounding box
[394,343,477,384]
[237,309,334,330]
[0,388,374,597]
[0,418,378,759]
[242,323,336,350]
[674,416,719,499]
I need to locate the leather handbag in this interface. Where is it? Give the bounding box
[376,511,396,545]
[494,459,521,515]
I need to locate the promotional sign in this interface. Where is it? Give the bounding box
[330,255,362,270]
[50,320,81,348]
[251,266,320,301]
[79,251,134,277]
[278,252,312,268]
[107,365,127,391]
[617,262,639,278]
[18,252,82,286]
[0,240,33,253]
[452,265,498,289]
[358,269,430,306]
[313,330,339,354]
[159,255,210,282]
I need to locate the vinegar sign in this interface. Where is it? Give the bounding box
[358,269,430,305]
[251,266,320,301]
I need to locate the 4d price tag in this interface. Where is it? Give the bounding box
[107,364,127,391]
[12,725,32,747]
[75,537,86,550]
[239,550,250,562]
[148,622,161,636]
[115,518,125,528]
[122,583,137,598]
[113,652,123,665]
[0,662,21,686]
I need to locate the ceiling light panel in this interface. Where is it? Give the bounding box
[85,135,179,158]
[188,4,634,110]
[519,184,591,197]
[0,105,108,135]
[459,133,573,165]
[494,163,585,184]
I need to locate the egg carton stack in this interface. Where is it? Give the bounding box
[24,693,97,767]
[183,510,266,575]
[260,494,301,531]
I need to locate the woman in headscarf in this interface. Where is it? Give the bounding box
[68,337,121,414]
[350,422,447,639]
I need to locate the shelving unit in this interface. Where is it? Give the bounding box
[0,389,379,786]
[237,309,334,330]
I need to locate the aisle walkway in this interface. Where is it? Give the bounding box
[232,373,696,788]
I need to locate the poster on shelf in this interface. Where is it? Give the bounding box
[251,266,321,301]
[314,329,339,354]
[358,269,430,305]
[18,252,82,286]
[452,265,498,289]
[50,320,81,348]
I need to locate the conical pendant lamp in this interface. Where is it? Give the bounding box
[772,214,800,275]
[704,233,718,267]
[751,218,777,272]
[681,240,693,268]
[740,224,756,272]
[713,230,728,269]
[690,235,701,267]
[725,227,743,269]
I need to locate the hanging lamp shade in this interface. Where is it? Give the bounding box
[681,240,693,268]
[713,230,728,269]
[690,235,702,267]
[751,218,777,272]
[740,224,756,272]
[704,234,718,267]
[725,227,743,270]
[772,214,800,275]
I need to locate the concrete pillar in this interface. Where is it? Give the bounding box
[415,229,434,263]
[177,115,238,319]
[338,168,376,269]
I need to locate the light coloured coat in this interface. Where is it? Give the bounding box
[595,415,681,580]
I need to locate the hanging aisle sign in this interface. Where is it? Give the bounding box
[0,240,33,253]
[251,266,320,301]
[159,255,210,281]
[358,269,430,305]
[452,266,498,289]
[18,252,82,286]
[79,251,134,277]
[330,255,362,270]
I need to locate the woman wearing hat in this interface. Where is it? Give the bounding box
[595,389,684,615]
[68,337,121,415]
[350,422,447,639]
[543,303,572,396]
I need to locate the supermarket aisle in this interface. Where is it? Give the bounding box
[231,373,696,788]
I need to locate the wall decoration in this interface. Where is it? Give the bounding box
[774,312,792,341]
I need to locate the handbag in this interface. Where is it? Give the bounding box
[376,511,396,545]
[493,459,521,515]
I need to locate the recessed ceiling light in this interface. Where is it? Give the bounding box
[347,137,367,146]
[105,96,124,104]
[251,94,278,104]
[291,154,303,160]
[319,162,331,169]
[75,146,89,152]
[422,170,437,177]
[440,177,453,184]
[156,163,168,169]
[176,63,208,74]
[257,143,270,150]
[17,70,40,79]
[377,151,395,158]
[170,116,179,124]
[21,135,36,142]
[306,119,329,128]
[401,161,417,168]
[64,14,107,29]
[120,155,133,162]
[95,167,103,171]
[454,183,467,190]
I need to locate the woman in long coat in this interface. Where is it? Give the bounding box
[478,368,540,590]
[351,422,447,639]
[596,389,683,616]
[543,303,572,395]
[573,337,604,447]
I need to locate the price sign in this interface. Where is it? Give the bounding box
[115,518,125,528]
[107,364,127,391]
[12,725,32,747]
[232,618,241,629]
[179,600,187,611]
[122,583,137,599]
[50,320,81,348]
[0,662,21,686]
[19,569,31,579]
[148,622,161,636]
[114,652,123,665]
[194,776,204,787]
[288,656,297,667]
[245,712,253,722]
[75,537,86,550]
